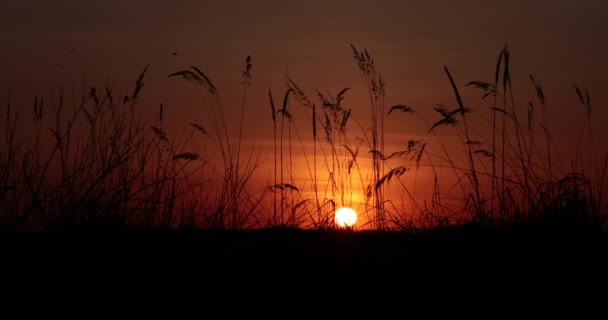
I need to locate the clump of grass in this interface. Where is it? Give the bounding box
[283,75,372,229]
[169,57,266,229]
[429,44,608,231]
[350,45,388,229]
[0,66,216,232]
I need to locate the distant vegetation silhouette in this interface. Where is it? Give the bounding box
[0,44,605,233]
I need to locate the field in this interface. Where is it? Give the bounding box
[1,44,607,314]
[3,226,606,314]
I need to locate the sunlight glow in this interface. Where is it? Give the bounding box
[335,207,357,227]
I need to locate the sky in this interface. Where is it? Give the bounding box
[2,1,606,130]
[1,0,607,224]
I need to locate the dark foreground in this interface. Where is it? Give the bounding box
[2,225,607,315]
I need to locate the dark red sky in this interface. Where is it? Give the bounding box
[2,0,606,131]
[1,0,607,223]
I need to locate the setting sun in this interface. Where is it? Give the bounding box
[335,207,357,227]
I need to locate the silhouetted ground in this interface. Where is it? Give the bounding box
[2,225,606,315]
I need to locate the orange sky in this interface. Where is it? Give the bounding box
[1,0,607,227]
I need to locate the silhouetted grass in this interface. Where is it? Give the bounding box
[0,45,606,233]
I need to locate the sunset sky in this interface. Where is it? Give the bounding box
[1,0,607,225]
[2,1,606,131]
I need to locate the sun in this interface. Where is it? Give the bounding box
[335,207,357,227]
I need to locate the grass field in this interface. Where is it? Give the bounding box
[1,44,605,232]
[1,44,606,314]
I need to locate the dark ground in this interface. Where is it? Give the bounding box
[1,225,606,316]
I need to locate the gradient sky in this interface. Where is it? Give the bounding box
[1,0,607,220]
[2,0,606,128]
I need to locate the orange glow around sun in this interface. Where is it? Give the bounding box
[335,207,357,227]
